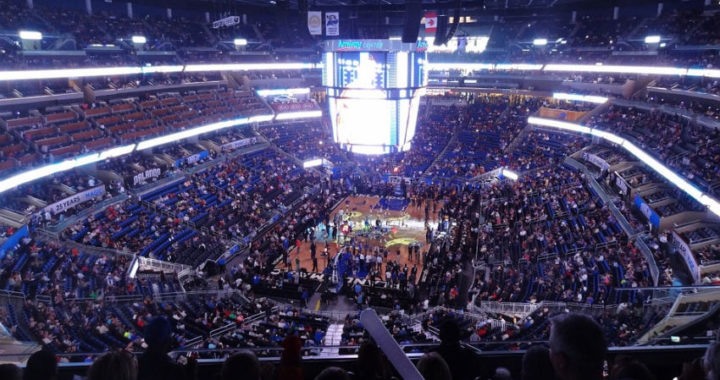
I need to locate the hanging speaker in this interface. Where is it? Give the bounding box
[434,15,448,45]
[402,0,422,43]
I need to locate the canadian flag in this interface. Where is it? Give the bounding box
[424,11,437,33]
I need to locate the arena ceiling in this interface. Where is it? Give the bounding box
[148,0,653,14]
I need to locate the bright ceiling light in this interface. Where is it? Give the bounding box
[18,30,42,40]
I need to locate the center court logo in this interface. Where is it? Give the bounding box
[385,238,419,247]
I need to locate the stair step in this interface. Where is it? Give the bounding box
[320,323,346,356]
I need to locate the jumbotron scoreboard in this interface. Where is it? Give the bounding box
[323,39,428,155]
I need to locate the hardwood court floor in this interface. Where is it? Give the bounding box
[279,195,443,279]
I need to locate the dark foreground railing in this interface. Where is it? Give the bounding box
[1,343,708,380]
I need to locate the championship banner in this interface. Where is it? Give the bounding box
[326,12,339,36]
[43,185,106,215]
[308,11,322,35]
[672,231,700,284]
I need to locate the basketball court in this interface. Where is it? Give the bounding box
[278,195,442,280]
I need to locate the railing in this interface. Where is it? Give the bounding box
[0,289,26,301]
[62,239,136,259]
[33,289,242,305]
[475,301,541,317]
[635,237,660,287]
[137,255,192,273]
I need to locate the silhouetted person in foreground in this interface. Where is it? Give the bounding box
[0,363,22,380]
[351,341,391,380]
[24,349,57,380]
[610,356,655,380]
[222,350,261,380]
[88,351,138,380]
[315,367,350,380]
[417,352,452,380]
[276,335,304,380]
[521,345,555,380]
[137,317,193,380]
[549,313,607,380]
[433,320,482,380]
[705,340,720,380]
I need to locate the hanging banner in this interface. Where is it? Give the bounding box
[308,11,322,36]
[425,11,437,33]
[326,12,339,36]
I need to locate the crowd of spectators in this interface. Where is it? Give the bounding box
[589,105,720,197]
[259,121,348,166]
[453,166,653,305]
[425,95,541,179]
[4,2,720,379]
[1,31,720,369]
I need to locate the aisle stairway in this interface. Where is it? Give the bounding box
[320,323,345,356]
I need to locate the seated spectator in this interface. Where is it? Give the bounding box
[88,351,138,380]
[549,313,607,380]
[221,351,261,380]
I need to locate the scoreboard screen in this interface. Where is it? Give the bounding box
[323,41,426,155]
[335,52,387,89]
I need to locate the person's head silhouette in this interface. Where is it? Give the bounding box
[549,313,607,380]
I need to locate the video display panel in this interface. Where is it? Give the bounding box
[335,52,387,89]
[322,44,427,155]
[332,96,393,153]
